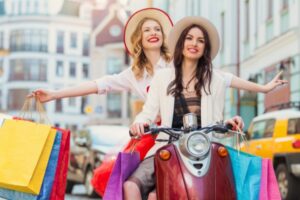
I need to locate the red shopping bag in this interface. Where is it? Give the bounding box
[49,128,71,200]
[91,134,156,196]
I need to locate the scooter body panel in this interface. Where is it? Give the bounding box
[155,144,189,200]
[155,143,236,200]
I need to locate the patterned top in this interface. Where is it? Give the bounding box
[172,91,201,128]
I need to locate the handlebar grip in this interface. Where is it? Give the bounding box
[144,126,150,133]
[129,130,134,137]
[225,123,233,130]
[129,125,150,137]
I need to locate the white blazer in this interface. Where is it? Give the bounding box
[94,58,169,101]
[134,67,233,157]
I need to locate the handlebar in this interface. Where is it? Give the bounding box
[129,123,236,138]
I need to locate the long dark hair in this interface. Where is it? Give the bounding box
[167,24,213,97]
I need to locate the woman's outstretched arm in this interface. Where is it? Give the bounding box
[230,71,288,93]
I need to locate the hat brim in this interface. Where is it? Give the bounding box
[167,16,220,60]
[124,8,173,55]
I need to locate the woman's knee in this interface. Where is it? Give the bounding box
[147,192,157,200]
[123,180,139,192]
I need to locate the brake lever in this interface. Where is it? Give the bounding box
[203,124,233,134]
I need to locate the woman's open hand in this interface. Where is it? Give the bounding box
[263,71,288,93]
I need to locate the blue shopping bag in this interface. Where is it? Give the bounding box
[227,146,262,200]
[0,132,62,200]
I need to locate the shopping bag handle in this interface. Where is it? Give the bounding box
[126,139,139,154]
[19,96,50,124]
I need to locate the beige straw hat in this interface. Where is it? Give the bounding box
[167,16,220,59]
[124,8,173,55]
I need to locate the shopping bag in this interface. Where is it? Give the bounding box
[227,146,262,200]
[0,119,56,194]
[92,134,156,196]
[0,131,62,200]
[0,113,12,126]
[259,159,281,200]
[49,128,71,200]
[91,159,116,197]
[102,151,140,200]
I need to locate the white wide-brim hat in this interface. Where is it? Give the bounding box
[124,8,173,55]
[167,16,220,59]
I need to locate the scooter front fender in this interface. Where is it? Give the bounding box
[155,143,236,200]
[155,144,189,200]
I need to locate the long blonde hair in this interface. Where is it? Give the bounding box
[131,18,171,80]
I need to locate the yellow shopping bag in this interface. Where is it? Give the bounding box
[0,113,12,126]
[0,119,56,194]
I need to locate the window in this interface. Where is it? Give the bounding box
[70,32,77,48]
[244,0,250,42]
[56,61,64,77]
[82,63,89,78]
[0,32,3,49]
[107,93,121,118]
[288,118,300,135]
[254,0,259,47]
[8,89,30,110]
[220,12,225,53]
[0,60,3,77]
[18,0,22,14]
[69,62,76,77]
[282,0,288,10]
[9,59,47,81]
[69,98,76,106]
[34,0,38,14]
[26,0,30,13]
[267,0,273,20]
[10,29,48,52]
[250,119,275,139]
[280,0,289,33]
[55,99,62,112]
[82,33,89,56]
[0,90,2,110]
[107,58,122,74]
[56,31,64,53]
[81,96,87,114]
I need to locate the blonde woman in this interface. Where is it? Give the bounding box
[30,8,173,104]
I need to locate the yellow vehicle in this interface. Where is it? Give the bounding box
[244,109,300,200]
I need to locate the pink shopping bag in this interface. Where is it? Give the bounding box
[259,159,281,200]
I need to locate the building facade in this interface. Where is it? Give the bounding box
[0,0,93,131]
[88,0,132,126]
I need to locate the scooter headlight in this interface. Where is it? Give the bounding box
[187,133,210,158]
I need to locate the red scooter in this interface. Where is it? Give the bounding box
[147,114,238,200]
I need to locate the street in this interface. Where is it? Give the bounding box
[66,185,101,200]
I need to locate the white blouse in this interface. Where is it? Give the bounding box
[133,67,233,157]
[94,58,169,101]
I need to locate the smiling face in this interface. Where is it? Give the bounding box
[182,27,205,61]
[141,19,163,51]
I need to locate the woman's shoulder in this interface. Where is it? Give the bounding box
[212,69,232,78]
[155,67,174,77]
[212,69,233,87]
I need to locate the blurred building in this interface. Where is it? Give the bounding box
[88,0,132,125]
[151,0,300,129]
[0,0,93,131]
